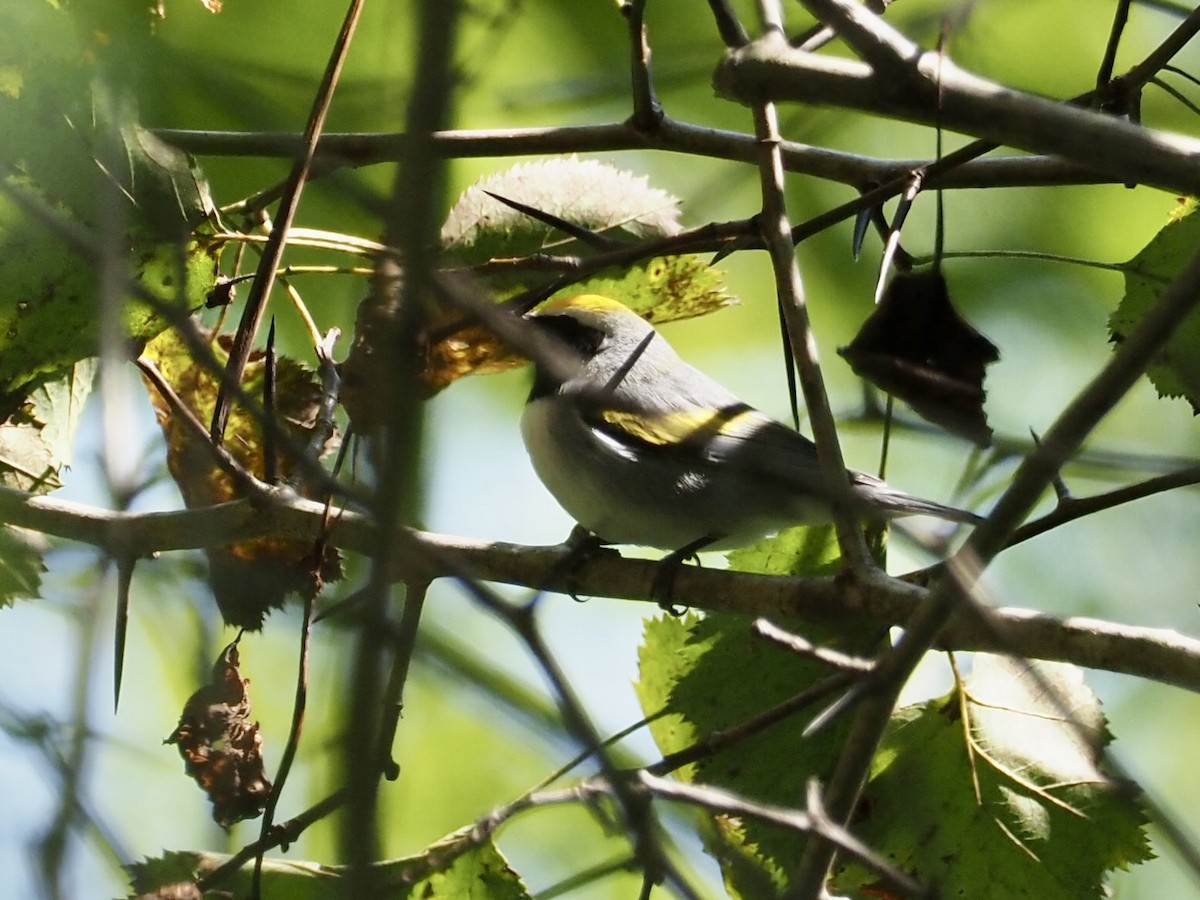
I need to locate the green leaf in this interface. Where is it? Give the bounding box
[0,526,46,606]
[21,357,97,472]
[0,359,122,607]
[0,359,97,493]
[726,522,843,577]
[125,831,533,899]
[1110,198,1200,411]
[832,656,1151,899]
[0,1,219,407]
[634,527,882,897]
[441,156,684,262]
[572,252,731,327]
[417,158,735,393]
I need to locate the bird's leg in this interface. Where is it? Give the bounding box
[653,534,721,615]
[547,525,614,601]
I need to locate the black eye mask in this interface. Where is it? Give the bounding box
[525,314,607,401]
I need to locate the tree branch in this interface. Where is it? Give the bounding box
[714,32,1200,196]
[6,486,1200,693]
[153,122,1111,190]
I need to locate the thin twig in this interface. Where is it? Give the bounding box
[153,121,1113,191]
[1008,464,1200,548]
[706,0,750,47]
[134,357,263,498]
[451,579,702,900]
[639,772,929,898]
[647,672,855,777]
[376,578,431,780]
[624,0,664,131]
[753,619,876,673]
[251,589,318,899]
[750,64,874,570]
[1114,3,1200,95]
[797,0,921,79]
[197,790,348,892]
[1095,0,1132,91]
[210,0,365,442]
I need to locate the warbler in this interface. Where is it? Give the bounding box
[519,294,979,555]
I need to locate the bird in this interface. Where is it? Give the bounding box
[519,294,980,558]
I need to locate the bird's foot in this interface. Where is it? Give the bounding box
[652,535,720,615]
[549,526,614,601]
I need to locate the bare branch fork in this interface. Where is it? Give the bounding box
[714,1,1200,196]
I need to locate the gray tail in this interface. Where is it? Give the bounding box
[852,473,982,525]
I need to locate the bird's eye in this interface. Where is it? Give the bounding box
[530,314,605,356]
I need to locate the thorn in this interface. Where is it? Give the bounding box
[483,190,616,250]
[264,317,279,485]
[113,557,137,713]
[1031,429,1073,502]
[852,205,873,260]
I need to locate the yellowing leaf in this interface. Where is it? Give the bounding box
[376,158,736,400]
[141,324,341,628]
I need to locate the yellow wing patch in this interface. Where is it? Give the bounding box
[596,403,756,448]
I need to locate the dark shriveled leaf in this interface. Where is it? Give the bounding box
[164,638,271,828]
[840,268,999,446]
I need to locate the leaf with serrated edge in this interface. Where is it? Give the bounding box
[0,526,46,606]
[832,656,1151,899]
[441,156,683,263]
[418,158,734,392]
[125,831,533,900]
[635,526,880,898]
[0,2,218,404]
[0,358,97,492]
[1110,198,1200,411]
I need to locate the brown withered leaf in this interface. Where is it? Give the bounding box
[165,638,271,828]
[141,323,342,628]
[839,268,999,446]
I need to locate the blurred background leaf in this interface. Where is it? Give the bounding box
[2,1,1200,899]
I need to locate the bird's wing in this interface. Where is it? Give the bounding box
[589,402,829,489]
[698,407,830,490]
[593,402,758,450]
[587,402,978,523]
